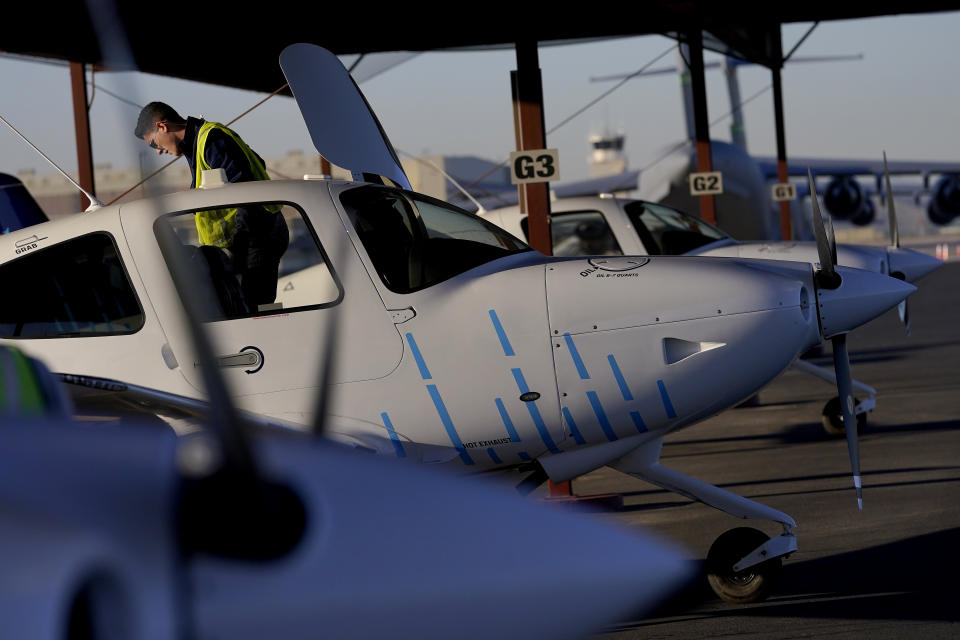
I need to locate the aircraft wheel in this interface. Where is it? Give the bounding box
[706,527,781,604]
[821,396,867,437]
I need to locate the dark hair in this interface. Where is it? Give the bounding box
[134,102,186,138]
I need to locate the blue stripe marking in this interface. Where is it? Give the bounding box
[586,391,618,442]
[518,452,531,461]
[607,355,633,401]
[380,412,407,458]
[511,368,560,453]
[563,333,590,379]
[488,310,515,357]
[630,411,648,433]
[426,384,473,465]
[495,398,522,442]
[487,448,503,464]
[562,407,586,445]
[658,379,677,419]
[405,333,432,380]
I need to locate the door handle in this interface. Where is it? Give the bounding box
[217,346,264,374]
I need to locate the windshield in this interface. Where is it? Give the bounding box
[341,186,530,293]
[624,200,730,255]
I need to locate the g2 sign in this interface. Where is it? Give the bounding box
[510,149,560,185]
[688,171,723,196]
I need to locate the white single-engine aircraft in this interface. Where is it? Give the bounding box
[481,178,940,433]
[0,44,915,603]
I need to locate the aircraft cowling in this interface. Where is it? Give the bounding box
[927,174,960,225]
[823,176,864,220]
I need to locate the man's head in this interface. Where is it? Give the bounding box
[135,102,186,156]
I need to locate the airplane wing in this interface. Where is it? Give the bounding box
[448,169,641,212]
[754,156,960,179]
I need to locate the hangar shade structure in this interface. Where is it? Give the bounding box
[3,1,959,238]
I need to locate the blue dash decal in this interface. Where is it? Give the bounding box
[487,448,503,464]
[607,355,633,401]
[562,407,586,445]
[511,368,560,453]
[495,398,522,442]
[405,332,432,380]
[657,379,677,419]
[426,384,473,465]
[629,411,648,433]
[488,310,515,357]
[586,391,618,442]
[563,333,590,379]
[380,412,407,458]
[518,452,531,461]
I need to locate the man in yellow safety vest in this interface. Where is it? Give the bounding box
[135,102,288,312]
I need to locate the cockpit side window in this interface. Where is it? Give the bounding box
[154,201,342,322]
[0,232,145,338]
[519,210,623,257]
[623,201,729,255]
[340,186,530,293]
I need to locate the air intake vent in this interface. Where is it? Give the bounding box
[663,338,725,365]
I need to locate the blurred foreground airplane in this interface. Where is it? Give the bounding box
[0,44,915,604]
[0,344,693,638]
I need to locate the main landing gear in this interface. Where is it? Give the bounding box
[611,437,797,604]
[706,527,782,604]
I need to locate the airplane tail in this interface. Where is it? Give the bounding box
[0,173,48,234]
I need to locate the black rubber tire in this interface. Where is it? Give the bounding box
[706,527,781,604]
[821,396,867,437]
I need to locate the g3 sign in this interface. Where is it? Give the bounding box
[688,171,723,196]
[510,149,560,184]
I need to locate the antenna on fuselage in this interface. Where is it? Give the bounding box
[0,114,104,211]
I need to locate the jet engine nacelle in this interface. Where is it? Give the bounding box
[926,173,960,225]
[822,176,864,220]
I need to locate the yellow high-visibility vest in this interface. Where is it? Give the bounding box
[193,121,280,248]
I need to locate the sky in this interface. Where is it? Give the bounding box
[1,11,959,188]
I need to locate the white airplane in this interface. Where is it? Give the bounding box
[0,342,694,639]
[481,181,940,433]
[0,44,915,604]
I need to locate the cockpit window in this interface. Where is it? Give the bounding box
[340,186,530,293]
[0,232,144,338]
[624,201,729,255]
[520,210,623,257]
[154,201,341,322]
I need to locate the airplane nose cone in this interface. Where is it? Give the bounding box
[817,266,916,338]
[887,247,942,282]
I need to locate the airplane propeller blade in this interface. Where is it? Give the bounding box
[809,168,864,509]
[884,151,911,334]
[832,333,863,510]
[827,213,838,266]
[884,151,899,248]
[808,169,840,288]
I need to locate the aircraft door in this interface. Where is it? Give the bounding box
[119,188,403,423]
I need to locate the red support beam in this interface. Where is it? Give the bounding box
[69,61,96,211]
[687,31,717,226]
[512,41,552,256]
